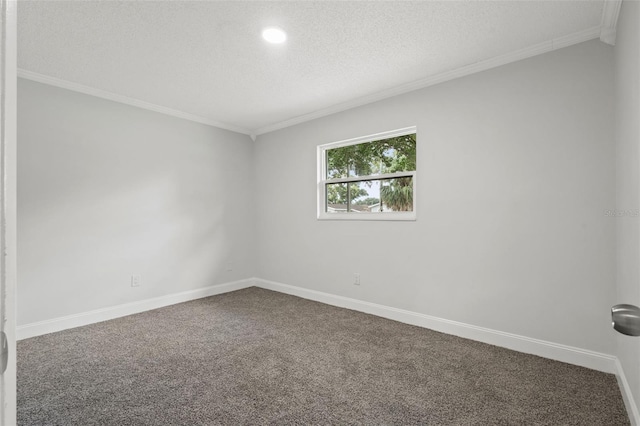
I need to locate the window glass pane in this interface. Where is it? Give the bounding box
[349,181,380,213]
[326,146,351,179]
[326,178,413,213]
[326,183,348,213]
[380,177,413,212]
[367,134,416,175]
[326,133,416,179]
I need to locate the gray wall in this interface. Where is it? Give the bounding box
[18,79,255,325]
[18,36,622,368]
[255,40,616,354]
[615,0,640,413]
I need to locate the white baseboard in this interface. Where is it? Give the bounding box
[254,278,617,374]
[17,278,255,340]
[615,358,640,426]
[17,276,620,374]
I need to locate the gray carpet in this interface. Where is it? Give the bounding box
[18,287,629,425]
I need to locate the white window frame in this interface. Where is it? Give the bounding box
[317,126,417,221]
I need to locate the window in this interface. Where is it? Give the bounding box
[317,127,417,221]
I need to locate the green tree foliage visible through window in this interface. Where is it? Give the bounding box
[326,183,368,205]
[326,134,416,178]
[381,177,413,211]
[326,134,416,212]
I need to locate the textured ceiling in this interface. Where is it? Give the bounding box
[18,1,607,135]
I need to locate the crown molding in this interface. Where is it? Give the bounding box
[17,69,253,136]
[254,26,602,136]
[600,0,622,46]
[19,22,608,139]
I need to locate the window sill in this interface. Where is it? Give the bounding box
[317,212,416,221]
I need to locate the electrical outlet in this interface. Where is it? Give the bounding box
[354,273,360,285]
[131,274,141,287]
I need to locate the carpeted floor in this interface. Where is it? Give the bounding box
[18,287,629,425]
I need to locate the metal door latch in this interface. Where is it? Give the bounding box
[612,304,640,337]
[0,331,7,374]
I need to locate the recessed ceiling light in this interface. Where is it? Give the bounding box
[262,27,287,44]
